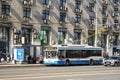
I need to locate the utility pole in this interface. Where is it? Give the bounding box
[95,0,97,47]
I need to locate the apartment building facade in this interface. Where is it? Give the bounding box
[0,0,119,61]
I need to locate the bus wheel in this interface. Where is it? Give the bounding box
[66,60,70,66]
[90,59,94,65]
[114,62,118,67]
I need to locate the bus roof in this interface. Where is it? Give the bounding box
[46,45,102,50]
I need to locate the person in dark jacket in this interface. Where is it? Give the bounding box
[27,55,32,64]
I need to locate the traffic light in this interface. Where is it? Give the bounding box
[39,35,44,41]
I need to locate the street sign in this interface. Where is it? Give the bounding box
[14,48,24,61]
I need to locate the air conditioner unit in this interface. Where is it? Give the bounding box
[13,28,17,33]
[75,8,79,12]
[64,7,68,11]
[112,13,115,17]
[89,24,95,28]
[60,6,63,10]
[59,21,63,24]
[23,0,27,5]
[28,0,33,5]
[93,0,96,3]
[47,5,50,9]
[14,35,17,39]
[1,14,8,19]
[13,40,16,44]
[21,37,25,44]
[105,13,108,17]
[80,9,83,13]
[23,17,29,21]
[48,16,50,20]
[103,25,108,29]
[75,23,79,26]
[43,19,47,23]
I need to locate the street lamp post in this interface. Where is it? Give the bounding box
[95,1,97,47]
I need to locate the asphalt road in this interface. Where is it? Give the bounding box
[0,65,120,80]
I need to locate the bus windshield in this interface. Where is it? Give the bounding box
[45,51,57,58]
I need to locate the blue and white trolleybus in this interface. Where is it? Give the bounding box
[43,45,103,65]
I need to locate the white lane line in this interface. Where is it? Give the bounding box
[1,70,120,80]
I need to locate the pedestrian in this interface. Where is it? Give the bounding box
[7,54,11,63]
[27,55,32,64]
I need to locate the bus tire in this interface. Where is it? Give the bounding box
[66,60,70,66]
[90,59,94,65]
[114,62,118,67]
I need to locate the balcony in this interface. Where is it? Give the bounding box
[1,14,11,20]
[59,6,68,12]
[74,8,83,14]
[23,0,33,6]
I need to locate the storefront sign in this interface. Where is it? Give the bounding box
[41,26,51,30]
[58,28,67,32]
[74,29,82,33]
[0,22,12,28]
[22,24,33,29]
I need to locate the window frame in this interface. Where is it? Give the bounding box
[2,4,10,16]
[60,12,66,22]
[42,10,49,20]
[89,3,94,12]
[23,7,31,18]
[75,14,81,23]
[42,0,49,5]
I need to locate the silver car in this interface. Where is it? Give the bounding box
[104,56,120,67]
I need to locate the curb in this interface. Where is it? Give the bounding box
[0,64,45,68]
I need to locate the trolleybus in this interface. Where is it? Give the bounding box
[43,45,103,65]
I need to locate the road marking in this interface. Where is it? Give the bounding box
[0,70,120,80]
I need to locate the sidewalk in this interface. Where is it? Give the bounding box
[0,62,44,68]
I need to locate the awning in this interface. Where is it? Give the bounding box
[41,25,51,30]
[0,22,12,28]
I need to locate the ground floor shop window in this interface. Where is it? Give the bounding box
[0,27,9,53]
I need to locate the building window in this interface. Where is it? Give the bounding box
[75,1,81,9]
[41,30,49,45]
[23,7,31,18]
[58,32,66,44]
[60,12,66,22]
[75,14,81,23]
[42,10,49,20]
[101,34,107,48]
[114,7,119,16]
[102,18,107,26]
[42,0,49,5]
[60,0,66,7]
[89,16,94,24]
[102,6,107,15]
[114,19,119,27]
[89,3,94,12]
[21,28,31,44]
[113,35,118,46]
[0,27,9,53]
[2,4,10,15]
[74,32,81,44]
[88,31,95,46]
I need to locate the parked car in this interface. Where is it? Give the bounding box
[104,56,120,67]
